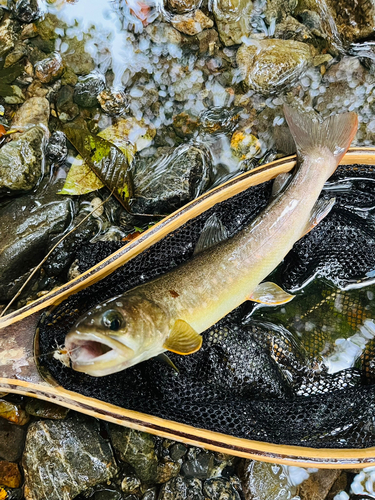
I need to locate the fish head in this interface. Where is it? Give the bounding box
[64,292,169,376]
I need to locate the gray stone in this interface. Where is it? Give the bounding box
[142,487,158,500]
[8,0,45,23]
[22,414,118,500]
[0,184,74,300]
[94,486,123,500]
[109,425,158,484]
[158,476,203,500]
[131,143,213,215]
[0,420,26,462]
[0,126,46,194]
[73,72,106,108]
[203,478,241,500]
[170,443,187,461]
[46,131,68,163]
[181,448,214,480]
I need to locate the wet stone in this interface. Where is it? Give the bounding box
[22,414,118,500]
[298,469,341,500]
[0,461,21,489]
[94,485,123,500]
[8,0,45,23]
[159,476,204,500]
[211,0,252,46]
[167,0,201,14]
[0,185,74,300]
[170,443,187,461]
[171,9,213,36]
[11,96,49,130]
[0,126,46,194]
[46,130,68,163]
[156,460,181,484]
[56,85,80,122]
[0,18,15,58]
[236,39,314,94]
[0,400,29,426]
[34,51,64,83]
[142,487,158,500]
[180,448,215,480]
[2,487,23,500]
[109,425,158,484]
[4,42,28,68]
[203,478,241,500]
[98,89,129,116]
[73,72,106,108]
[0,420,26,462]
[121,473,141,495]
[130,143,212,215]
[25,399,69,420]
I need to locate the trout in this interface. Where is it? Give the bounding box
[65,105,358,376]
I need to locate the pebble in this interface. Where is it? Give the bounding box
[159,476,204,500]
[170,443,188,461]
[211,0,252,46]
[0,400,29,426]
[0,18,15,58]
[8,0,45,23]
[98,89,129,116]
[25,400,70,420]
[56,85,80,122]
[167,0,201,14]
[171,10,213,36]
[46,131,68,163]
[298,469,341,500]
[73,72,106,108]
[181,448,215,479]
[34,52,64,84]
[203,477,241,500]
[121,473,141,494]
[0,461,21,489]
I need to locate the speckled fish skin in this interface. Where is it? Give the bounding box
[65,105,358,376]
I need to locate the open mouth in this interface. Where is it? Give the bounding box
[65,331,134,366]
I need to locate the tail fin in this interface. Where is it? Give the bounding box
[283,104,358,163]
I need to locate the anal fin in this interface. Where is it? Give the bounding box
[163,319,202,355]
[302,197,335,237]
[249,282,294,305]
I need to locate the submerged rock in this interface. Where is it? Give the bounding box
[236,39,314,93]
[0,126,46,194]
[22,414,118,500]
[46,130,68,163]
[73,72,106,108]
[203,477,241,500]
[109,426,158,484]
[11,96,49,130]
[130,143,213,215]
[0,400,29,426]
[171,10,213,35]
[25,400,69,420]
[0,185,74,300]
[0,18,15,58]
[210,0,252,46]
[181,448,215,479]
[8,0,46,23]
[159,476,204,500]
[34,52,64,83]
[0,420,26,462]
[98,89,129,116]
[166,0,201,14]
[0,461,21,489]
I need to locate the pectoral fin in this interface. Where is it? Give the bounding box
[156,353,179,373]
[163,320,202,355]
[194,214,229,255]
[302,197,336,237]
[249,282,294,305]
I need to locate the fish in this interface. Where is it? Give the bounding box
[65,105,358,376]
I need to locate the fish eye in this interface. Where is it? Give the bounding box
[102,310,124,331]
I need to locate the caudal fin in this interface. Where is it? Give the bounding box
[283,104,358,163]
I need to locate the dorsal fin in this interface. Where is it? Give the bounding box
[194,214,229,255]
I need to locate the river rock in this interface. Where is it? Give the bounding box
[98,89,129,116]
[171,9,213,35]
[170,443,187,461]
[166,0,201,14]
[130,143,213,215]
[0,420,26,462]
[210,0,252,46]
[0,18,15,58]
[181,448,215,480]
[0,126,46,194]
[11,96,49,129]
[46,130,68,163]
[61,36,95,76]
[159,476,204,500]
[8,0,46,23]
[0,185,74,300]
[236,39,314,93]
[298,469,341,500]
[22,414,118,500]
[203,478,241,500]
[56,85,80,122]
[0,400,29,426]
[109,425,158,484]
[0,461,21,489]
[73,72,106,108]
[34,52,64,83]
[25,400,69,420]
[4,41,28,68]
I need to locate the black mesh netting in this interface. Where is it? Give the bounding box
[38,164,375,448]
